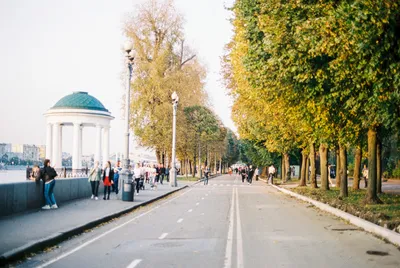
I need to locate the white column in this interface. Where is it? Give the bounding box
[78,126,83,169]
[58,124,63,169]
[45,123,53,160]
[94,125,102,165]
[52,123,61,169]
[72,123,80,171]
[102,126,110,167]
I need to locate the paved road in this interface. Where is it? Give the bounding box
[18,175,400,268]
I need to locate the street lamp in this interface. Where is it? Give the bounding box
[170,91,179,187]
[120,41,135,184]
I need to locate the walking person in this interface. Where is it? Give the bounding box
[133,163,142,195]
[247,165,255,185]
[160,164,165,184]
[102,161,114,200]
[88,161,101,200]
[165,166,170,182]
[150,164,157,190]
[113,165,121,194]
[268,164,276,184]
[155,164,160,185]
[255,166,261,181]
[41,159,58,209]
[203,166,210,185]
[362,164,368,188]
[241,167,247,183]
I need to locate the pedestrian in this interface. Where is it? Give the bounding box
[113,165,121,194]
[88,161,101,200]
[327,164,335,187]
[41,159,58,209]
[362,164,368,188]
[255,167,260,181]
[102,161,114,200]
[150,164,157,190]
[155,164,160,184]
[31,165,41,182]
[247,165,255,184]
[203,166,210,185]
[133,163,142,195]
[268,164,276,184]
[160,164,165,184]
[241,167,247,183]
[26,165,32,180]
[165,166,170,182]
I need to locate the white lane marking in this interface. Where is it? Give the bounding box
[36,188,193,268]
[127,259,142,268]
[202,197,205,200]
[177,218,184,223]
[224,188,235,268]
[196,202,199,206]
[236,187,244,268]
[188,209,193,213]
[158,233,168,240]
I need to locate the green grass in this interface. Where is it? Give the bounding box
[291,187,400,231]
[177,176,200,181]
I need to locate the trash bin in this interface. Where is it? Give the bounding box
[122,179,134,202]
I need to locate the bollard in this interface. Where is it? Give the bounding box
[122,179,135,202]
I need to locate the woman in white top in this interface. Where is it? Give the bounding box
[102,161,114,200]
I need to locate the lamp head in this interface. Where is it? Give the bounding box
[124,41,133,53]
[171,91,179,102]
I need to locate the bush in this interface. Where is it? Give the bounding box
[393,167,400,179]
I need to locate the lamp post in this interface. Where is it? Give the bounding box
[120,41,135,183]
[170,91,179,187]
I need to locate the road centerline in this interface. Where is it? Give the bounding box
[177,218,184,223]
[158,233,168,240]
[224,187,235,268]
[126,259,142,268]
[235,187,244,268]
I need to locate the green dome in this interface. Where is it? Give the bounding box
[52,91,109,112]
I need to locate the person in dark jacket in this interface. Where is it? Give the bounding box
[160,164,166,184]
[102,161,114,200]
[240,168,247,183]
[247,165,255,185]
[41,159,58,209]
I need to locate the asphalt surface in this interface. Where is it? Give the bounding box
[18,175,400,268]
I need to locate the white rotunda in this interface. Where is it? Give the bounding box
[44,91,114,173]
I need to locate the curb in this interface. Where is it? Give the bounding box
[268,183,400,247]
[0,185,189,266]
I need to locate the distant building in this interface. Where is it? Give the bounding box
[0,143,11,157]
[12,144,23,153]
[22,144,40,161]
[38,145,46,160]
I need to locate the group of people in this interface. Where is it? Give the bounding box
[228,164,277,184]
[88,162,172,200]
[27,159,173,209]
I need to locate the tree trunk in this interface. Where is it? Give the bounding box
[284,153,291,182]
[156,149,162,164]
[310,142,318,188]
[377,138,382,194]
[299,150,307,186]
[305,157,310,183]
[366,127,382,203]
[335,148,341,188]
[198,144,202,178]
[214,152,217,174]
[352,147,362,190]
[339,145,348,198]
[319,144,329,190]
[281,154,285,183]
[219,157,222,174]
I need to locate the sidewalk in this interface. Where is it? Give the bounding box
[0,181,193,265]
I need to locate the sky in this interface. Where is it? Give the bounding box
[0,0,236,155]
